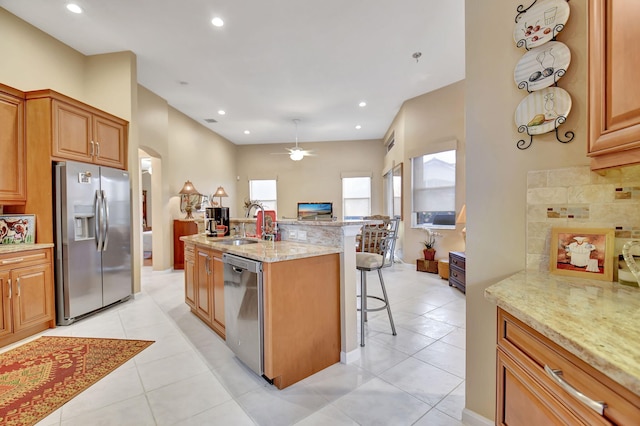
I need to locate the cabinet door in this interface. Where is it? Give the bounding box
[12,263,54,333]
[212,251,225,334]
[497,348,594,426]
[184,244,196,309]
[195,248,213,323]
[0,271,12,339]
[52,100,93,162]
[0,90,26,204]
[588,0,640,170]
[93,114,127,169]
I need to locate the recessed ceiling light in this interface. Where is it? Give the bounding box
[244,130,251,135]
[359,101,367,107]
[217,110,226,115]
[66,3,82,14]
[211,17,224,27]
[355,125,362,130]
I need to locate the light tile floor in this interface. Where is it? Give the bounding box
[24,262,465,425]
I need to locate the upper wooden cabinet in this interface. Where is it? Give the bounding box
[0,83,26,205]
[27,90,128,170]
[588,0,640,170]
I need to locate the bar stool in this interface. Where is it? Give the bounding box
[356,222,397,347]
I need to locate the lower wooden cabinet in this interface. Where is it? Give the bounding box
[184,242,196,309]
[186,245,225,339]
[449,251,466,293]
[496,308,640,425]
[174,220,198,270]
[0,248,55,346]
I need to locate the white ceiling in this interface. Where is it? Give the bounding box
[1,0,465,145]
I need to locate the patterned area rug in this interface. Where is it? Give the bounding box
[0,336,154,425]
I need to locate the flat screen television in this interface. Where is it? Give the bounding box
[297,202,333,220]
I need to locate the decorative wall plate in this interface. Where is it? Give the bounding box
[514,41,571,91]
[515,87,572,135]
[513,0,570,50]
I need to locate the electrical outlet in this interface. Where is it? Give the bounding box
[298,230,307,240]
[288,230,297,239]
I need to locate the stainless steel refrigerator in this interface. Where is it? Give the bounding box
[54,160,132,325]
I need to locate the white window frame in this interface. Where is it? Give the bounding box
[411,149,456,229]
[249,179,277,213]
[342,175,371,221]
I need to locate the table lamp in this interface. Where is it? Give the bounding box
[456,204,467,241]
[179,180,201,219]
[213,186,228,207]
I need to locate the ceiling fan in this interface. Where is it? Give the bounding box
[271,119,315,161]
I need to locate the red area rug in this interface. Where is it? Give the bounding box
[0,336,154,425]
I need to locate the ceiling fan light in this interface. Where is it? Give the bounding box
[290,149,304,161]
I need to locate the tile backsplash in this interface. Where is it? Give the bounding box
[527,165,640,271]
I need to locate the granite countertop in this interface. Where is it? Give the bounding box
[181,234,341,263]
[485,270,640,396]
[0,243,54,254]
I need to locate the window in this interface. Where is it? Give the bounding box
[411,149,456,228]
[249,179,277,212]
[384,163,403,219]
[342,177,371,220]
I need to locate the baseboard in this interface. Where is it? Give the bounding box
[462,408,493,426]
[340,348,361,364]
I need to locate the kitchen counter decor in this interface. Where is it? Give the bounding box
[0,214,35,244]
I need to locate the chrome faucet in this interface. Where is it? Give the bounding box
[245,202,267,239]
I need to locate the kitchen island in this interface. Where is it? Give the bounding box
[485,271,640,424]
[181,234,343,389]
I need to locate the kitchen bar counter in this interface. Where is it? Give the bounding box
[0,243,54,254]
[485,270,640,396]
[180,234,341,263]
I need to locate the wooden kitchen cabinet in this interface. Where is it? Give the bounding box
[184,242,196,309]
[188,245,225,339]
[26,89,128,170]
[0,83,26,205]
[0,248,55,347]
[588,0,640,170]
[496,308,640,425]
[262,253,340,389]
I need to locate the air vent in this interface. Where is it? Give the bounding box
[385,132,395,152]
[204,118,217,123]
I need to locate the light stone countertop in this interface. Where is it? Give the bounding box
[485,270,640,396]
[0,243,54,254]
[181,234,341,263]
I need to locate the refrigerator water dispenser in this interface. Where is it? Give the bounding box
[74,214,95,240]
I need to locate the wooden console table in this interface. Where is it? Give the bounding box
[449,251,466,294]
[173,219,198,270]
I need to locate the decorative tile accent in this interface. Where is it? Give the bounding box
[545,205,589,219]
[527,165,640,271]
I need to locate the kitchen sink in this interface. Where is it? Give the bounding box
[218,238,260,246]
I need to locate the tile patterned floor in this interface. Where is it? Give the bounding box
[23,262,465,425]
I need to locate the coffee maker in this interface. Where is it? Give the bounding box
[205,207,217,237]
[205,207,230,237]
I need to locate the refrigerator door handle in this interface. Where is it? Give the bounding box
[95,190,104,251]
[102,190,110,251]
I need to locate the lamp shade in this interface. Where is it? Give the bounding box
[214,186,228,207]
[456,204,466,224]
[213,186,228,198]
[179,180,200,196]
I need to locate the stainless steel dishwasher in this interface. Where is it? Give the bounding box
[223,253,264,377]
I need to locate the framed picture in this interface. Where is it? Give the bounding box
[0,215,36,245]
[549,227,615,281]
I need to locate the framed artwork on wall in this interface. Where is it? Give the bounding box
[549,227,615,281]
[0,215,36,244]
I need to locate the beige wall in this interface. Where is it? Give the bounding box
[385,81,467,263]
[235,139,385,221]
[465,0,589,420]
